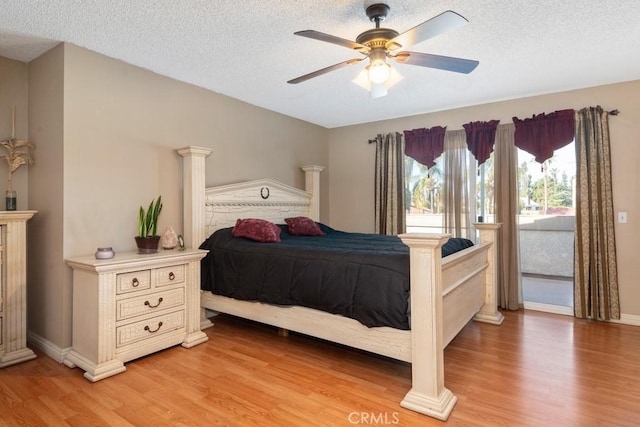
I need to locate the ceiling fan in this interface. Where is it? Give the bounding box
[287,3,479,98]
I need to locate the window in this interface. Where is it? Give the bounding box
[404,155,444,233]
[518,144,575,216]
[476,153,494,223]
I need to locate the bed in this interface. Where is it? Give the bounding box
[200,222,476,331]
[177,146,504,421]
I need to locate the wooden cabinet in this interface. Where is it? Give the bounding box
[0,211,36,368]
[64,249,208,381]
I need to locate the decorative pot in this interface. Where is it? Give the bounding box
[5,190,16,211]
[135,236,160,254]
[95,247,115,259]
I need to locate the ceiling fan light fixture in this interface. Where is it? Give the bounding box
[367,49,390,84]
[353,66,404,98]
[368,60,391,84]
[370,82,388,99]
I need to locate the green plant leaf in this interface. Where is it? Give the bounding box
[145,200,154,236]
[151,196,162,236]
[137,196,163,237]
[138,206,146,237]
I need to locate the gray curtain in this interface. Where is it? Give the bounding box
[574,107,619,320]
[373,132,406,235]
[494,123,521,310]
[443,129,475,239]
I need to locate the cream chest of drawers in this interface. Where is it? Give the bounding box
[64,249,208,381]
[0,211,36,368]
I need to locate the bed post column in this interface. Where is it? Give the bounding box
[399,233,457,421]
[177,146,212,249]
[178,146,214,330]
[301,165,324,221]
[473,223,505,325]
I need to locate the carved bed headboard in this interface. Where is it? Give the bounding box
[203,178,312,238]
[177,146,324,248]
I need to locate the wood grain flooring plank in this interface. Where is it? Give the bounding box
[3,310,640,425]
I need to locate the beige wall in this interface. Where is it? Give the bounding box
[61,43,329,258]
[27,44,67,346]
[0,56,29,207]
[21,43,329,351]
[328,80,640,317]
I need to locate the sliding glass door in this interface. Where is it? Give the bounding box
[518,143,575,315]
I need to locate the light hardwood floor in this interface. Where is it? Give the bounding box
[2,310,640,426]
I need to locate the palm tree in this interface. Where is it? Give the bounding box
[411,163,442,212]
[404,156,416,212]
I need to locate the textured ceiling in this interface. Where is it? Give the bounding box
[1,1,639,128]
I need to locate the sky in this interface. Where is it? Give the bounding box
[518,141,576,182]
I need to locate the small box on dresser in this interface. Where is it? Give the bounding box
[64,248,208,381]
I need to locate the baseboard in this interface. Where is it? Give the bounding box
[523,304,640,327]
[523,302,573,316]
[27,331,72,363]
[611,313,640,327]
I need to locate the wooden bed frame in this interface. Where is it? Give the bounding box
[177,146,504,421]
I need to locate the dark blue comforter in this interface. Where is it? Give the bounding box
[200,224,473,330]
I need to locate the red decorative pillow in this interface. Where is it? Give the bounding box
[232,218,281,243]
[284,217,326,236]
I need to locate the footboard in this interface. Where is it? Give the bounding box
[442,223,504,344]
[442,243,489,346]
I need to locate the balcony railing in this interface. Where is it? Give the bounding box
[406,213,574,278]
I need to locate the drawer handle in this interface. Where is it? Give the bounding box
[131,278,140,287]
[168,272,175,280]
[144,297,164,308]
[144,322,163,333]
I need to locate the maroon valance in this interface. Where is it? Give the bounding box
[403,126,446,168]
[513,109,575,163]
[463,120,500,165]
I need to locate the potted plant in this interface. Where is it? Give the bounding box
[135,196,163,254]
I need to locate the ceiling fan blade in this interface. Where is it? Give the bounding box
[287,58,364,84]
[294,30,369,53]
[386,10,469,51]
[391,51,479,74]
